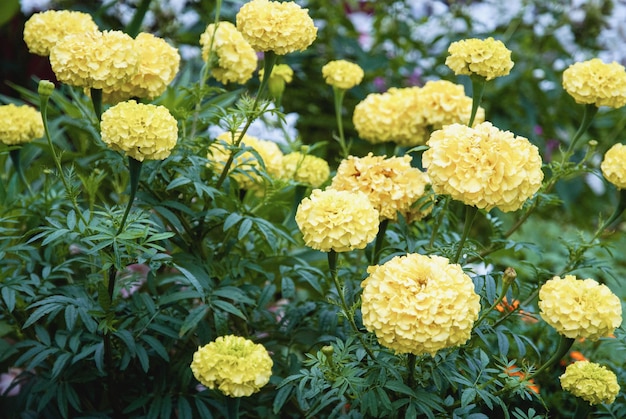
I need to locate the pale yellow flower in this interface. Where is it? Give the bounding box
[361,253,480,356]
[322,60,364,90]
[0,104,44,145]
[100,101,178,161]
[445,37,514,80]
[560,361,620,405]
[191,335,273,398]
[562,58,626,108]
[419,80,485,129]
[539,275,622,340]
[295,189,379,252]
[281,152,330,188]
[601,143,626,189]
[23,10,98,56]
[200,21,258,85]
[236,0,317,55]
[423,122,544,212]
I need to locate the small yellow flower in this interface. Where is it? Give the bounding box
[445,37,514,80]
[562,58,626,108]
[539,275,622,340]
[322,60,364,90]
[419,80,485,129]
[236,0,317,55]
[295,188,379,252]
[0,104,44,145]
[560,361,620,405]
[100,101,178,161]
[601,143,626,189]
[281,152,330,188]
[191,335,273,398]
[23,10,98,56]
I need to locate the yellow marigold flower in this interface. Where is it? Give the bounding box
[423,122,544,212]
[560,361,620,405]
[23,10,98,57]
[100,101,178,162]
[361,253,480,356]
[445,37,514,80]
[200,21,258,85]
[295,188,379,252]
[538,275,622,340]
[601,143,626,189]
[281,152,330,188]
[50,30,139,90]
[562,58,626,108]
[190,335,273,398]
[236,0,317,55]
[420,80,485,129]
[322,60,364,90]
[0,104,44,145]
[329,153,429,221]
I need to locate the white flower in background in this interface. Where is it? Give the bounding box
[19,0,52,14]
[598,2,626,65]
[346,12,374,51]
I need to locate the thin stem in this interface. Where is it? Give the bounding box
[117,157,143,235]
[573,398,592,419]
[562,104,598,162]
[428,196,449,249]
[332,87,349,158]
[371,218,389,266]
[90,88,103,123]
[9,149,33,195]
[473,268,516,329]
[453,205,479,264]
[468,76,486,127]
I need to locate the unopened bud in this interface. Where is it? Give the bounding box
[38,80,55,98]
[503,267,517,285]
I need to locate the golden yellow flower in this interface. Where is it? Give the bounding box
[281,152,330,188]
[23,10,98,56]
[0,104,44,145]
[361,253,480,356]
[295,188,379,252]
[423,122,544,212]
[329,153,429,220]
[445,37,514,80]
[190,335,273,398]
[538,275,622,340]
[601,143,626,189]
[322,60,364,90]
[562,58,626,108]
[100,101,178,161]
[419,80,485,129]
[560,361,620,405]
[200,21,258,85]
[236,0,317,55]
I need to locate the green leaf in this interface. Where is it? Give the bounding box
[461,387,477,408]
[281,276,295,299]
[51,352,72,380]
[173,263,207,297]
[212,300,246,319]
[238,218,253,240]
[136,344,149,372]
[385,380,415,397]
[177,397,193,419]
[141,335,170,361]
[179,304,209,336]
[223,212,242,232]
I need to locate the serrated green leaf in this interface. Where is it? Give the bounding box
[212,300,246,319]
[179,304,209,336]
[51,352,72,380]
[141,335,169,361]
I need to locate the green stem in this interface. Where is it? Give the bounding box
[125,0,153,38]
[9,149,33,195]
[562,104,598,162]
[527,335,574,380]
[593,189,626,239]
[370,218,389,266]
[406,353,416,389]
[117,157,143,235]
[332,87,349,158]
[226,397,240,419]
[573,398,592,419]
[428,196,449,249]
[468,76,486,127]
[453,205,479,264]
[473,268,515,329]
[90,88,103,122]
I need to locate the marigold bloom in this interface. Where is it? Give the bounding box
[560,361,620,405]
[329,153,429,220]
[191,335,273,397]
[0,104,44,145]
[23,10,98,57]
[200,21,258,85]
[236,0,317,55]
[100,101,178,161]
[295,189,379,252]
[361,253,480,356]
[445,37,514,80]
[281,152,330,188]
[419,80,485,129]
[562,58,626,108]
[423,122,544,212]
[601,143,626,189]
[322,60,364,90]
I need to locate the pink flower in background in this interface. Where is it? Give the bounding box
[118,264,150,298]
[0,368,23,397]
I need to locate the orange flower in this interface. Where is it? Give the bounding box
[495,297,537,323]
[506,366,540,394]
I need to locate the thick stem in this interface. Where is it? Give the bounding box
[90,88,103,123]
[117,157,143,235]
[333,87,349,158]
[453,205,479,264]
[371,218,389,266]
[125,0,153,38]
[573,398,592,419]
[406,353,416,389]
[468,76,486,127]
[527,335,575,380]
[226,397,240,419]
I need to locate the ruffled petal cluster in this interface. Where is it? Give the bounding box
[200,21,258,85]
[419,80,485,129]
[322,60,364,90]
[295,189,379,252]
[538,275,622,340]
[423,122,544,212]
[361,253,480,356]
[330,153,429,220]
[281,152,330,188]
[23,10,98,56]
[100,101,178,161]
[445,37,514,80]
[191,335,273,398]
[236,0,317,55]
[562,59,626,108]
[0,104,44,146]
[560,361,620,405]
[601,143,626,189]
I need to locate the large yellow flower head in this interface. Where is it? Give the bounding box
[562,58,626,108]
[423,122,544,212]
[538,275,622,340]
[560,361,620,405]
[0,104,44,146]
[295,188,379,252]
[100,101,178,162]
[361,253,480,356]
[50,30,139,90]
[445,37,514,80]
[23,10,98,57]
[281,152,330,188]
[236,0,317,55]
[329,153,429,221]
[200,21,258,85]
[190,335,273,398]
[322,60,364,90]
[419,80,485,129]
[601,143,626,189]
